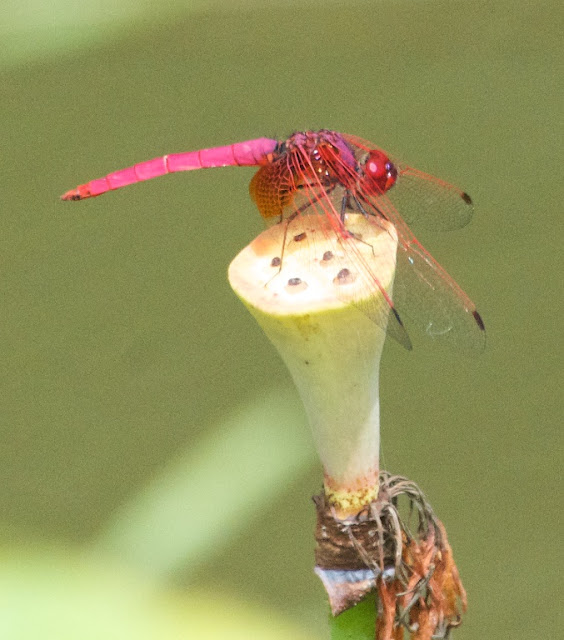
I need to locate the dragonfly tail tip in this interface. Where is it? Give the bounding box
[60,187,88,201]
[60,190,79,201]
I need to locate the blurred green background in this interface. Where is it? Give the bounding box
[0,0,560,637]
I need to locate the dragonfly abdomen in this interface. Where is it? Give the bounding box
[61,138,277,201]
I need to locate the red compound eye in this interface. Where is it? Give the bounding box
[364,150,398,193]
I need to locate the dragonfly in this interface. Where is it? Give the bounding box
[61,129,485,351]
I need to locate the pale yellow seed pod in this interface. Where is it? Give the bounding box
[229,214,398,519]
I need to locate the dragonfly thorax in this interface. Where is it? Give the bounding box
[249,131,360,220]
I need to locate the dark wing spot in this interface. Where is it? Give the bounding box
[472,310,486,331]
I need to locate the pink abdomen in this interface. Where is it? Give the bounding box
[61,137,278,200]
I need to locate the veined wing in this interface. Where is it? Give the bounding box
[358,188,485,351]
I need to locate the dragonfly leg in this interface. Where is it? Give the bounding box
[263,209,307,287]
[354,193,402,251]
[339,189,356,224]
[265,184,339,285]
[292,182,338,217]
[338,191,377,257]
[355,194,394,229]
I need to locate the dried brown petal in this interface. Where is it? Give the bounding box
[314,472,467,639]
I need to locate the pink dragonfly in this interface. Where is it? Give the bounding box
[61,129,485,350]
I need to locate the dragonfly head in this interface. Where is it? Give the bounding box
[363,150,398,194]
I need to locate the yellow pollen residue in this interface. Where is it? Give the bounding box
[324,484,379,518]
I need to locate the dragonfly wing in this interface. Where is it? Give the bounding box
[333,223,414,350]
[386,164,474,231]
[353,180,485,351]
[339,134,474,232]
[391,237,486,351]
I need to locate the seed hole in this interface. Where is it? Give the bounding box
[286,277,308,293]
[334,268,356,285]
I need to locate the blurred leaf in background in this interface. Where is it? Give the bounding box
[1,0,218,65]
[95,388,315,579]
[0,546,319,639]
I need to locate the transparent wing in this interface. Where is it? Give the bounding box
[356,189,485,351]
[339,133,485,350]
[392,237,485,350]
[341,133,474,231]
[387,163,474,231]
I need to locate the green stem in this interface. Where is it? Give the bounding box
[329,597,377,640]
